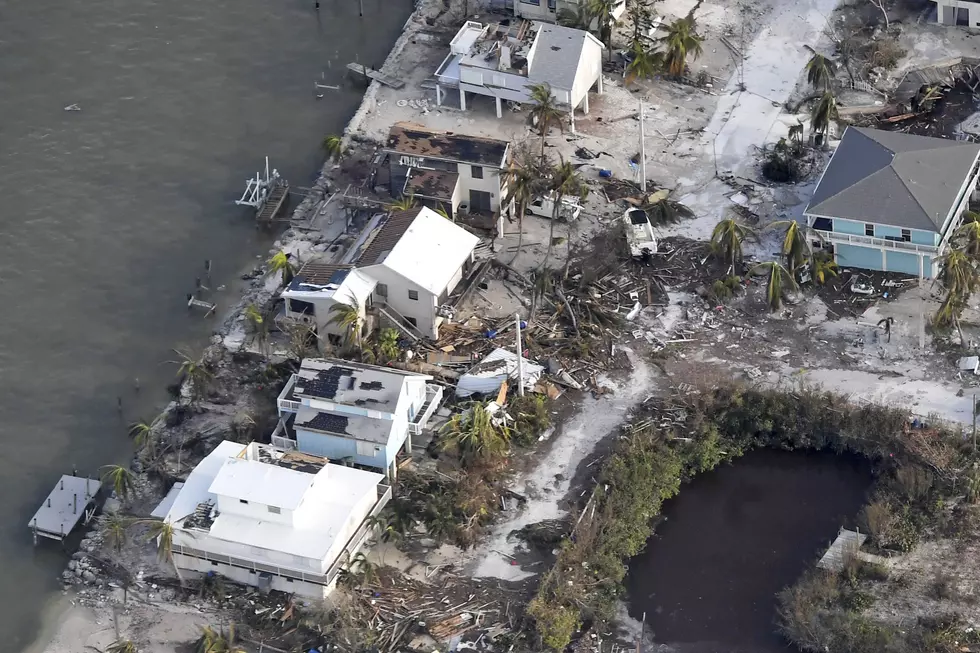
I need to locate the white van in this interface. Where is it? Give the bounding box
[624,208,658,259]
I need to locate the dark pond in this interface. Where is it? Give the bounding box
[625,448,872,653]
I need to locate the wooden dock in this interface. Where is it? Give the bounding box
[256,180,290,223]
[346,62,405,89]
[817,528,867,571]
[30,475,100,544]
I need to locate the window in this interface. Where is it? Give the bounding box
[472,165,484,179]
[356,440,377,457]
[211,561,219,566]
[249,570,256,575]
[519,0,540,4]
[408,289,419,301]
[865,224,874,237]
[239,499,248,504]
[377,283,388,298]
[901,229,911,242]
[286,577,294,583]
[405,316,418,327]
[268,505,281,514]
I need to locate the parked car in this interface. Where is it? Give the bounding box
[624,208,658,259]
[526,193,582,221]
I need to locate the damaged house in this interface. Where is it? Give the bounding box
[154,441,390,600]
[382,122,511,224]
[804,126,980,279]
[435,21,603,122]
[273,358,443,479]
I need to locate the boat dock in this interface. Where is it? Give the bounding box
[256,179,290,223]
[30,475,100,544]
[817,528,867,571]
[346,62,405,89]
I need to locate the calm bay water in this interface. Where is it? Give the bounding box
[0,0,411,647]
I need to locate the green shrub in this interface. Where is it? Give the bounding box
[510,395,552,447]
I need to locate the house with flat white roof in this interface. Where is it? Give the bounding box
[274,357,444,478]
[155,440,390,600]
[435,21,604,120]
[511,0,626,25]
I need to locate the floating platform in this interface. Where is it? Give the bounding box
[817,528,867,571]
[346,62,405,89]
[30,475,100,544]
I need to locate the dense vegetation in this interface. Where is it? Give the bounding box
[528,384,979,652]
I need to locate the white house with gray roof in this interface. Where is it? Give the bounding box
[804,127,980,279]
[435,20,603,119]
[512,0,626,26]
[273,358,444,479]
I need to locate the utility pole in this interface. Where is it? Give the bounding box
[638,99,646,192]
[515,313,525,397]
[973,393,977,452]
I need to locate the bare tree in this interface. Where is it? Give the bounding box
[869,0,889,29]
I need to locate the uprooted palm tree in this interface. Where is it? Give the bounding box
[441,402,510,468]
[169,349,213,402]
[322,134,344,161]
[804,52,837,92]
[267,250,296,286]
[106,640,138,653]
[955,211,980,260]
[643,189,695,225]
[101,465,135,501]
[528,83,566,155]
[710,217,752,273]
[625,40,662,86]
[769,220,811,276]
[813,252,839,285]
[195,624,244,653]
[752,261,798,311]
[386,194,418,212]
[328,294,364,351]
[810,91,838,140]
[660,15,704,77]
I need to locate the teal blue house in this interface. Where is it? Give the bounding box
[804,127,980,279]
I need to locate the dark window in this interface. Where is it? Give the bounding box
[287,299,315,316]
[865,224,874,237]
[249,570,256,574]
[405,317,418,327]
[471,165,484,179]
[212,561,219,566]
[377,283,388,297]
[548,0,556,8]
[408,289,419,301]
[239,499,248,504]
[286,577,294,583]
[268,505,281,514]
[519,0,540,4]
[901,229,911,242]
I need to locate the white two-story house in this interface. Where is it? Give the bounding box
[273,358,444,479]
[155,440,390,600]
[280,264,376,348]
[383,122,510,220]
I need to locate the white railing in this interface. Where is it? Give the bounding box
[814,229,938,255]
[272,436,297,451]
[408,384,445,435]
[277,374,301,413]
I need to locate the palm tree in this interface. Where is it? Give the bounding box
[810,91,838,139]
[375,328,401,363]
[938,249,979,297]
[710,218,752,272]
[101,465,135,501]
[136,518,176,562]
[557,5,591,29]
[128,416,160,453]
[107,640,138,653]
[644,190,694,225]
[752,261,798,311]
[542,157,586,272]
[528,83,566,155]
[195,624,244,653]
[769,220,811,275]
[267,250,296,286]
[813,252,839,285]
[956,211,980,259]
[386,194,418,211]
[503,161,542,265]
[660,16,703,77]
[625,40,661,86]
[322,134,344,161]
[104,513,130,552]
[243,303,268,353]
[328,294,364,350]
[627,0,655,44]
[804,53,836,92]
[169,349,213,402]
[587,0,622,59]
[441,403,510,468]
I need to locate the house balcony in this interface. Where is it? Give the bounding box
[408,383,444,435]
[271,416,298,451]
[813,230,939,255]
[277,374,301,414]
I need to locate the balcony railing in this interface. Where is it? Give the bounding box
[408,384,444,435]
[172,484,392,588]
[277,374,301,413]
[814,229,938,255]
